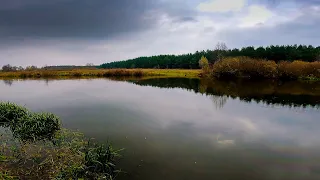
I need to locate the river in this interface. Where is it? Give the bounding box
[1,78,319,180]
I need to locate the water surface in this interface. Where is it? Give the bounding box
[1,78,319,180]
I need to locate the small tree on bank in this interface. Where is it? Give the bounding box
[199,56,210,75]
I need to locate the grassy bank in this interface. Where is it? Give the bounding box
[0,69,201,79]
[0,102,121,179]
[209,57,320,80]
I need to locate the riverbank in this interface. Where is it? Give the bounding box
[0,69,201,79]
[0,102,121,179]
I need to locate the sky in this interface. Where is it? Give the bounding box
[0,0,320,67]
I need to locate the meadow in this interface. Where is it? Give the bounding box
[0,69,201,79]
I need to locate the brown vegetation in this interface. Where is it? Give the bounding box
[0,69,201,79]
[0,69,145,78]
[210,57,320,80]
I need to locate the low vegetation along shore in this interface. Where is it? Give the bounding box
[200,57,320,80]
[1,58,319,81]
[0,69,201,79]
[0,102,121,179]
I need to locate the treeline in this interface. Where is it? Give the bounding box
[43,65,98,70]
[100,44,320,69]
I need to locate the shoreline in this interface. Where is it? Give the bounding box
[0,68,319,82]
[0,69,202,79]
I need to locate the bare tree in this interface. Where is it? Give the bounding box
[17,66,24,71]
[215,42,228,62]
[25,65,38,71]
[1,64,17,72]
[86,63,95,66]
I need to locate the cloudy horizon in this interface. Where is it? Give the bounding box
[0,0,319,67]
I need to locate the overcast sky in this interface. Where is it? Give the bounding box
[0,0,319,67]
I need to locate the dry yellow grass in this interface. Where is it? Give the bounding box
[0,69,202,79]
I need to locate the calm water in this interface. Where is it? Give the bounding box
[1,78,320,180]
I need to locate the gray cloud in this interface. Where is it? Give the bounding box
[252,0,320,7]
[0,0,320,67]
[218,6,320,47]
[0,0,194,39]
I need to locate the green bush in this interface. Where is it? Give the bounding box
[0,102,29,123]
[0,102,61,141]
[11,113,61,141]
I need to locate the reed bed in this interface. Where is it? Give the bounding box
[211,57,320,80]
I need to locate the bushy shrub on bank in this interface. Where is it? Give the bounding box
[210,57,320,80]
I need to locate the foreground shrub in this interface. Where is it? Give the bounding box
[0,102,61,141]
[0,102,122,179]
[1,129,85,179]
[1,130,121,179]
[11,113,61,141]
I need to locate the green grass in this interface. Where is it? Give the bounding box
[0,102,61,141]
[0,171,16,180]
